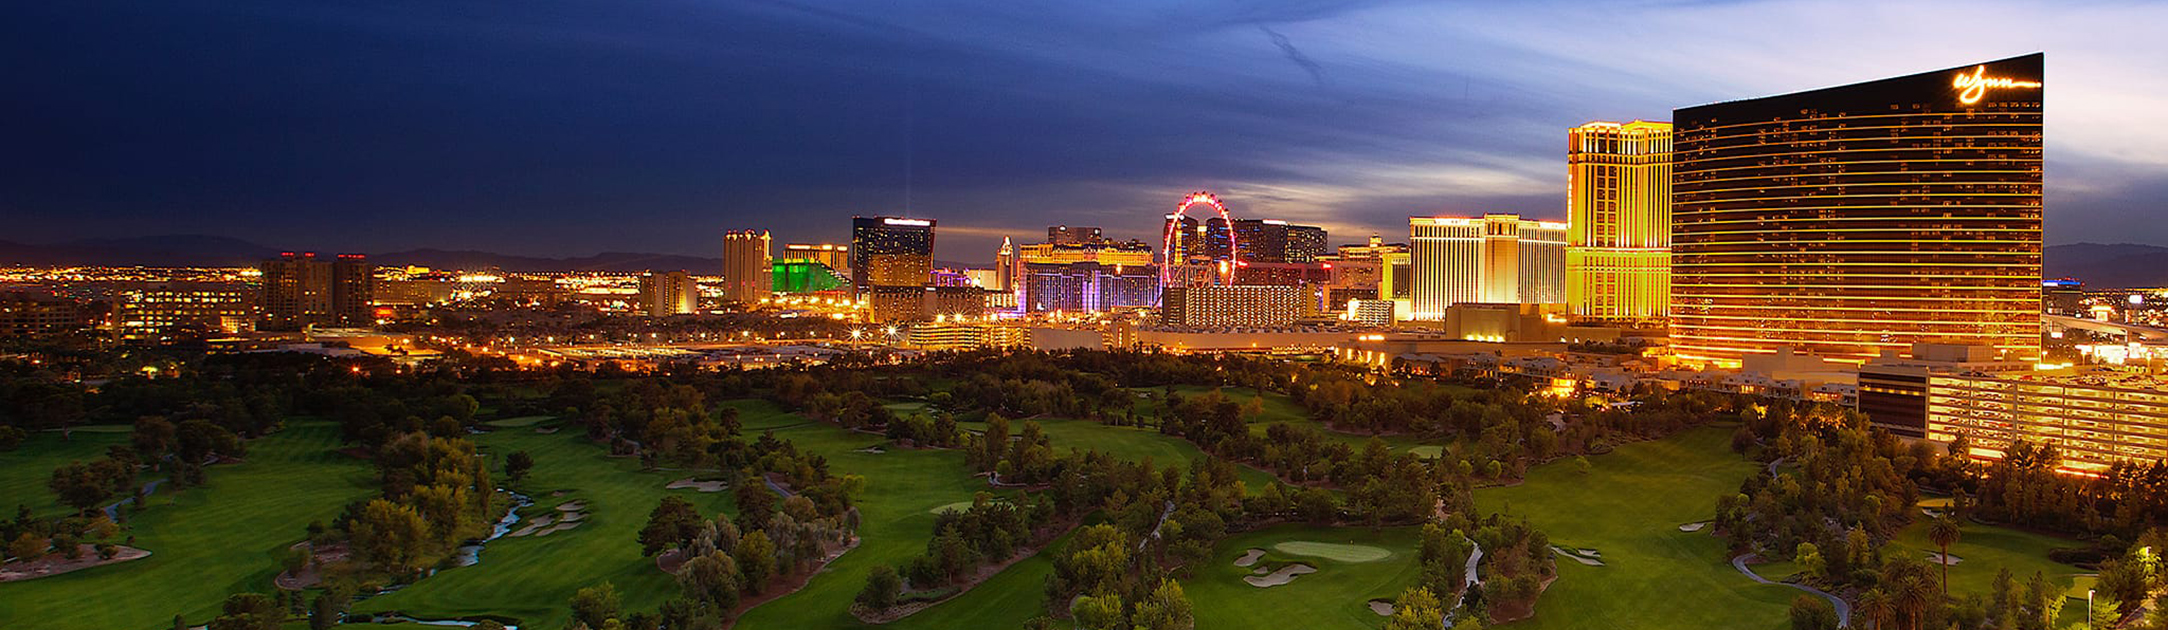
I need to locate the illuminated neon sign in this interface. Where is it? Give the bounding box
[1952,65,2040,105]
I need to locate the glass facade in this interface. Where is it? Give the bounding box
[1671,54,2044,366]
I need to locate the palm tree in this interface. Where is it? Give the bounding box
[1856,588,1892,630]
[1928,514,1962,595]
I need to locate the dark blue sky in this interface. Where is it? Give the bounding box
[5,0,2163,262]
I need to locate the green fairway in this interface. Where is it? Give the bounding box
[1475,425,1797,630]
[479,415,556,428]
[0,426,131,519]
[0,422,377,630]
[349,424,736,628]
[960,416,1279,490]
[1888,516,2086,602]
[1185,525,1421,630]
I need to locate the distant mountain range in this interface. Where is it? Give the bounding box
[0,235,990,273]
[5,235,2163,285]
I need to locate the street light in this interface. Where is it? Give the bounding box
[2087,589,2095,630]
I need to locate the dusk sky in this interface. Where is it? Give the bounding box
[5,0,2164,263]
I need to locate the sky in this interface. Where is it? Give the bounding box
[4,0,2165,263]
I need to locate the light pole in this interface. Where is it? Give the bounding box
[2087,589,2094,630]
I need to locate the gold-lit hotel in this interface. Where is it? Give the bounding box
[1669,54,2044,367]
[1566,120,1672,323]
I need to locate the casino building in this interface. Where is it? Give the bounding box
[1669,54,2044,366]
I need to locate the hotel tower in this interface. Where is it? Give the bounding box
[1670,54,2044,366]
[1567,121,1673,323]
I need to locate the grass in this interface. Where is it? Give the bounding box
[349,423,737,628]
[0,426,131,519]
[0,422,377,630]
[1474,425,1798,630]
[479,415,556,428]
[960,416,1279,491]
[1887,517,2087,603]
[1185,524,1421,629]
[1272,541,1394,563]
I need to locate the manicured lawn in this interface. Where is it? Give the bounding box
[1184,524,1421,630]
[1888,517,2087,603]
[0,426,131,519]
[962,416,1280,490]
[479,415,556,428]
[883,529,1072,630]
[1474,425,1797,630]
[0,422,377,630]
[350,424,736,628]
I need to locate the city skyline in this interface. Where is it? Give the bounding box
[6,1,2166,261]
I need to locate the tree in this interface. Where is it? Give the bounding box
[207,593,283,630]
[856,565,902,611]
[1793,542,1824,580]
[349,499,428,573]
[49,459,122,515]
[1383,587,1444,630]
[9,532,47,560]
[570,582,622,629]
[1130,578,1193,630]
[504,451,534,484]
[308,587,351,630]
[1853,588,1890,630]
[735,530,777,594]
[1787,594,1838,630]
[676,550,741,613]
[1927,514,1961,595]
[1072,594,1125,630]
[734,481,777,528]
[639,496,704,557]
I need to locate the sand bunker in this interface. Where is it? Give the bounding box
[556,501,587,512]
[1551,546,1606,566]
[854,446,887,454]
[533,521,583,536]
[1273,541,1391,563]
[666,478,728,492]
[1234,548,1266,567]
[1927,552,1964,566]
[508,516,555,537]
[1243,563,1317,587]
[1368,600,1396,616]
[1679,522,1709,532]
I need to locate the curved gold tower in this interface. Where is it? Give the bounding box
[1670,54,2044,366]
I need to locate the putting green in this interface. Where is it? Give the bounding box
[1272,541,1393,563]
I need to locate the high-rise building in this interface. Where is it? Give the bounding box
[1159,285,1304,328]
[851,216,936,293]
[1566,120,1673,323]
[1227,219,1327,264]
[118,282,253,342]
[0,292,86,340]
[1671,55,2044,366]
[994,237,1016,293]
[1047,225,1107,246]
[259,252,373,331]
[1020,262,1159,313]
[779,243,850,274]
[1335,235,1407,262]
[1407,215,1566,320]
[1285,225,1328,263]
[721,230,772,304]
[639,270,699,316]
[1013,242,1153,267]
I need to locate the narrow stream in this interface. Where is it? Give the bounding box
[450,489,533,567]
